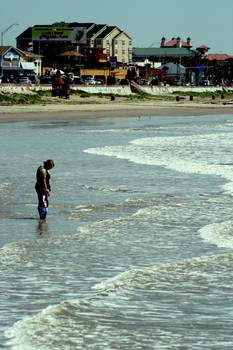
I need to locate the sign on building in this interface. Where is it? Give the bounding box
[110,56,117,68]
[32,27,87,44]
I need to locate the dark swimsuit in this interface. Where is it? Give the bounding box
[35,166,51,219]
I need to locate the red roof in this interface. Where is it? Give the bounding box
[207,54,233,61]
[164,39,191,48]
[197,45,210,49]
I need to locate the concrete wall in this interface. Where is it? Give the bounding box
[0,83,132,95]
[135,85,233,95]
[0,83,232,95]
[71,85,132,95]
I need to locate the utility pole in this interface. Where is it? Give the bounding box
[1,23,19,46]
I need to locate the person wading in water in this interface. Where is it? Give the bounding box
[35,159,55,220]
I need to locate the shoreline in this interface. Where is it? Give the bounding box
[0,97,233,123]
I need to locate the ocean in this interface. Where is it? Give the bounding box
[1,113,233,349]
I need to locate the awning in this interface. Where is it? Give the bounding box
[21,62,35,70]
[60,51,84,57]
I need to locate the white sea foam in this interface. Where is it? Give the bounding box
[83,183,135,193]
[6,252,233,350]
[5,300,87,350]
[200,220,233,248]
[84,132,233,194]
[0,182,10,190]
[93,253,233,292]
[5,298,124,350]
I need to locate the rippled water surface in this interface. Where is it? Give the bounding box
[1,114,233,349]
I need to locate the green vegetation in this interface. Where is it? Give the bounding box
[112,92,176,101]
[70,89,91,97]
[0,91,47,104]
[1,88,233,105]
[173,90,233,99]
[70,89,176,100]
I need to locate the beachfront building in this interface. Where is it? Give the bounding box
[132,46,200,85]
[93,26,132,64]
[160,37,233,85]
[16,48,42,78]
[16,23,88,71]
[204,53,233,85]
[86,24,107,47]
[16,22,132,74]
[160,36,192,49]
[0,46,22,82]
[0,46,41,82]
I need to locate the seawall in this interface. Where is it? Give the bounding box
[0,83,232,95]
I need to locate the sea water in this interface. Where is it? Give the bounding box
[1,114,233,349]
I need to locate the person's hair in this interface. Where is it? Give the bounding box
[44,159,55,169]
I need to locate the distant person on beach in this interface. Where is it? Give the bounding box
[35,159,55,220]
[63,73,70,99]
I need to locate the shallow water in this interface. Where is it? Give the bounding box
[1,114,233,349]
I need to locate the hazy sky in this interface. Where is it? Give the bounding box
[2,0,233,54]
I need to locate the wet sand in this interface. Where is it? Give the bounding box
[0,95,233,122]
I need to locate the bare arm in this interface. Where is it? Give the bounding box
[40,168,50,195]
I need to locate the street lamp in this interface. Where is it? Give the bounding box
[1,23,19,46]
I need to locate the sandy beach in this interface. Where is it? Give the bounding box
[0,94,233,122]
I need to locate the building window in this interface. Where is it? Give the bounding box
[106,49,110,54]
[115,40,118,45]
[3,60,10,66]
[96,39,102,46]
[122,50,125,55]
[91,40,94,46]
[115,49,118,54]
[129,41,132,46]
[122,40,125,45]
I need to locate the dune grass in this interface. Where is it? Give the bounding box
[1,88,233,105]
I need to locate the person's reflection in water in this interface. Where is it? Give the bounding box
[37,219,49,235]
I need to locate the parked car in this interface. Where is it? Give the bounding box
[17,77,31,84]
[2,76,11,83]
[94,79,104,85]
[73,76,84,84]
[40,77,52,84]
[119,78,130,85]
[84,77,95,85]
[30,76,40,84]
[202,79,210,86]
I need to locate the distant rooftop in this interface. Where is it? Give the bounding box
[207,53,233,61]
[0,46,12,55]
[161,37,192,48]
[133,47,200,57]
[87,24,107,38]
[96,26,118,39]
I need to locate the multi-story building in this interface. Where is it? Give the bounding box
[16,23,89,69]
[86,24,107,47]
[16,22,132,72]
[92,26,132,64]
[112,31,132,64]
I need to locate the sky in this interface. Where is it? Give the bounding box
[1,0,233,55]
